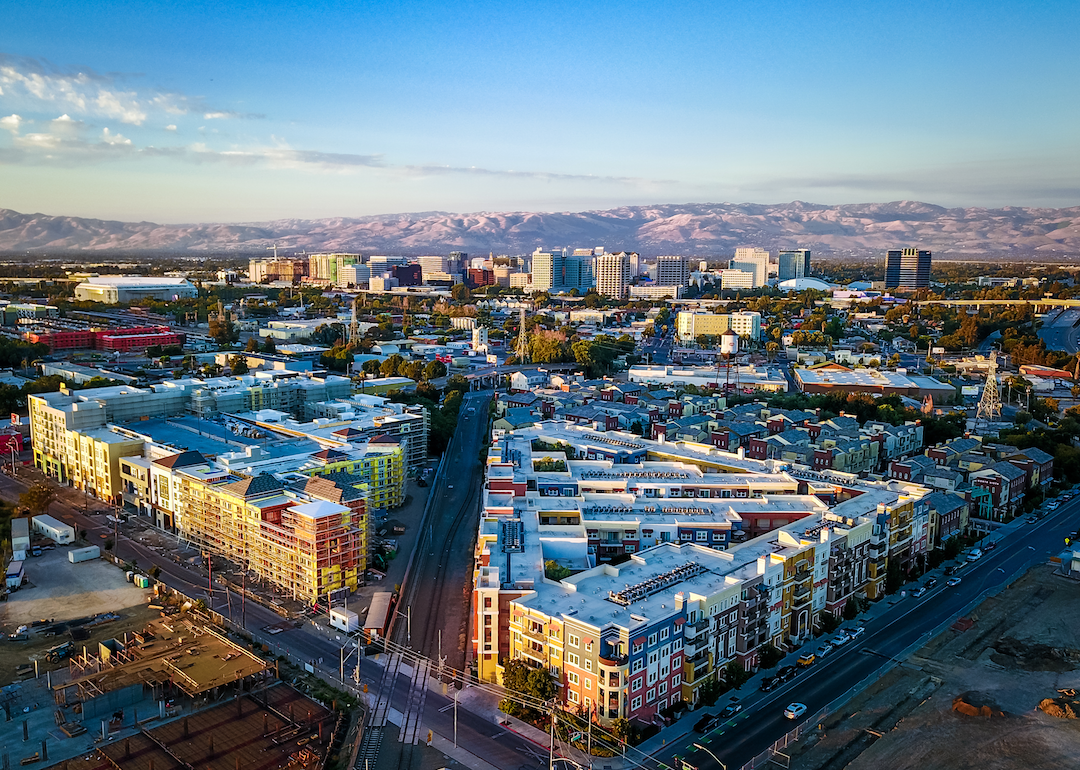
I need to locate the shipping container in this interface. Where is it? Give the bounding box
[364,592,394,640]
[329,606,360,633]
[11,517,29,552]
[68,545,101,563]
[31,514,75,545]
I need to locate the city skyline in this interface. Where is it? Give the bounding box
[1,1,1078,223]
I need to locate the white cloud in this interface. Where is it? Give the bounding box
[102,128,131,145]
[0,55,263,127]
[165,124,177,131]
[203,112,229,120]
[0,114,22,134]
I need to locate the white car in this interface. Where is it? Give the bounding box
[847,626,866,640]
[784,702,807,720]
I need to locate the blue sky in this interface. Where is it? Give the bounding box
[1,0,1077,222]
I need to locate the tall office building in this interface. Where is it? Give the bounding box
[563,253,596,292]
[778,249,811,282]
[884,248,932,290]
[655,256,690,287]
[308,253,359,285]
[417,255,448,281]
[531,248,565,293]
[595,252,631,299]
[730,247,770,288]
[448,252,468,274]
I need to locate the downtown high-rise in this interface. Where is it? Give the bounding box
[884,248,931,290]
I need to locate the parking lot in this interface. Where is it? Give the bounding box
[2,545,149,629]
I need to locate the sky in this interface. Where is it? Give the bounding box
[1,0,1078,223]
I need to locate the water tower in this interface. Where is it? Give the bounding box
[719,330,741,393]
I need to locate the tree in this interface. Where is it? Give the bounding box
[451,284,472,302]
[885,558,902,595]
[842,598,859,621]
[262,336,277,354]
[722,661,751,690]
[818,610,841,633]
[19,483,55,515]
[229,355,249,375]
[544,560,572,581]
[759,643,783,669]
[380,354,405,377]
[362,359,382,375]
[245,337,260,352]
[402,361,425,381]
[498,658,557,719]
[424,360,447,380]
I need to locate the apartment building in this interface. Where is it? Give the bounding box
[730,248,769,287]
[472,420,931,720]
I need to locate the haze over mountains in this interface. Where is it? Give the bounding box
[0,201,1078,257]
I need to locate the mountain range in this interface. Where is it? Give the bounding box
[0,201,1078,257]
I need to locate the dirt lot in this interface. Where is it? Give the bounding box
[789,566,1080,770]
[0,547,156,683]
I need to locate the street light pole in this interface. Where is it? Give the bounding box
[692,742,727,770]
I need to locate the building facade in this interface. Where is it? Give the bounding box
[778,250,811,282]
[884,248,931,290]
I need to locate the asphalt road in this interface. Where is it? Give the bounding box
[661,501,1079,770]
[1039,308,1080,354]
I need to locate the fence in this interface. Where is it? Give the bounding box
[737,557,1039,770]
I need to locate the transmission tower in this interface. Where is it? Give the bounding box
[515,307,530,363]
[974,350,1001,433]
[347,295,360,346]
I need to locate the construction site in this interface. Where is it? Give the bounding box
[786,565,1080,770]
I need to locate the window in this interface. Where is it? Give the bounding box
[648,651,659,665]
[568,634,580,647]
[632,696,643,711]
[658,681,667,694]
[660,628,669,641]
[713,530,724,540]
[647,688,656,703]
[625,544,636,553]
[566,652,580,667]
[696,531,708,541]
[632,641,644,655]
[569,691,579,703]
[648,633,658,647]
[585,659,592,672]
[568,672,579,685]
[584,679,591,690]
[672,673,681,686]
[632,677,642,691]
[632,658,645,673]
[585,641,593,652]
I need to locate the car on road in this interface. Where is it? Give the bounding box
[911,586,927,598]
[759,676,777,692]
[944,565,958,576]
[925,577,939,589]
[983,541,997,551]
[817,643,833,658]
[784,703,808,720]
[830,634,849,646]
[718,703,743,719]
[966,549,983,562]
[796,652,816,667]
[693,713,719,733]
[777,665,797,682]
[847,626,866,640]
[947,577,962,587]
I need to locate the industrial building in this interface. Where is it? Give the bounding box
[74,277,198,304]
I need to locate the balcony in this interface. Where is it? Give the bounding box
[792,585,811,606]
[683,618,710,639]
[684,635,709,656]
[794,567,811,581]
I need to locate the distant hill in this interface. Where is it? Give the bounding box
[1,201,1078,257]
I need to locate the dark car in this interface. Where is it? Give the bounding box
[983,541,997,551]
[944,565,957,576]
[925,577,939,588]
[718,704,744,719]
[760,676,777,692]
[693,713,718,733]
[777,665,797,682]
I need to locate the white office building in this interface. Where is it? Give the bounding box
[729,310,762,341]
[655,256,690,287]
[730,247,769,288]
[719,269,755,290]
[595,252,632,299]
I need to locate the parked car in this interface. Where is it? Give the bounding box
[777,665,797,682]
[718,704,743,719]
[693,713,718,733]
[983,541,997,551]
[760,676,778,692]
[947,577,962,587]
[912,586,927,598]
[944,565,958,576]
[830,634,848,647]
[784,702,808,720]
[817,643,833,658]
[796,652,816,667]
[847,626,866,640]
[925,577,939,589]
[966,549,983,562]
